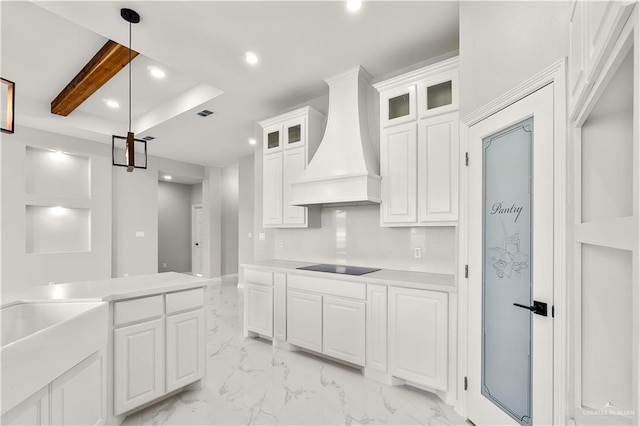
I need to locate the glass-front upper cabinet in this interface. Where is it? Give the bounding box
[263,124,282,153]
[380,84,417,128]
[418,70,458,117]
[284,118,306,150]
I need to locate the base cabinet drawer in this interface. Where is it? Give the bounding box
[166,310,205,393]
[287,291,322,353]
[388,287,448,391]
[246,284,274,337]
[114,319,165,415]
[322,297,365,366]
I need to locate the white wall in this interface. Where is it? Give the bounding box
[275,206,456,273]
[238,154,254,283]
[158,181,193,273]
[459,1,570,116]
[112,166,158,277]
[112,155,206,278]
[203,167,222,278]
[221,164,239,276]
[0,125,233,291]
[1,126,111,290]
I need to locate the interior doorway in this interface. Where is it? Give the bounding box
[158,174,203,274]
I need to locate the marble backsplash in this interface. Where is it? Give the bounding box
[273,205,456,274]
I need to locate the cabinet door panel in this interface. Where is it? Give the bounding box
[284,117,306,150]
[1,385,49,426]
[283,148,307,226]
[381,122,417,225]
[263,153,283,226]
[274,273,287,342]
[166,310,205,393]
[322,297,365,366]
[246,284,273,337]
[585,1,634,83]
[287,291,322,352]
[263,124,282,153]
[418,112,458,224]
[51,352,106,425]
[366,284,388,372]
[388,287,448,390]
[115,319,165,415]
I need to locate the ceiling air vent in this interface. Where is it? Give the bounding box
[141,136,155,141]
[197,109,214,117]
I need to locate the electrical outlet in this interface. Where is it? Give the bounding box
[162,262,167,268]
[136,231,145,237]
[279,241,284,251]
[124,273,129,277]
[248,232,252,239]
[414,247,422,259]
[259,233,266,241]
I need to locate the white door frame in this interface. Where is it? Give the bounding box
[191,204,204,276]
[457,59,567,424]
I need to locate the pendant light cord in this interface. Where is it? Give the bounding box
[128,19,132,133]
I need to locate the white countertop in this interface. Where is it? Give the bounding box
[1,272,212,307]
[241,260,456,292]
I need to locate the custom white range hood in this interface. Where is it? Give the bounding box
[289,66,381,206]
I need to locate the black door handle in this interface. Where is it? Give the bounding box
[513,300,548,317]
[195,242,199,246]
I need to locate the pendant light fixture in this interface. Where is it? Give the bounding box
[112,8,147,172]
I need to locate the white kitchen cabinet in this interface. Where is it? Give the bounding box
[388,287,448,391]
[114,318,165,415]
[166,310,205,393]
[245,283,273,338]
[1,385,49,426]
[568,0,635,116]
[259,106,324,228]
[366,284,388,373]
[380,122,418,225]
[375,57,459,227]
[417,112,459,225]
[322,297,366,366]
[51,351,106,425]
[263,153,283,226]
[283,148,307,225]
[287,290,322,353]
[584,1,635,82]
[273,273,287,342]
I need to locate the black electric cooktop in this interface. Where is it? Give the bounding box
[296,264,380,276]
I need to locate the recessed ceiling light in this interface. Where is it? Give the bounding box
[105,99,120,109]
[346,0,362,12]
[148,66,166,79]
[164,175,172,180]
[245,51,259,65]
[249,138,257,145]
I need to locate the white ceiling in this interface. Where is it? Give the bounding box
[2,1,459,167]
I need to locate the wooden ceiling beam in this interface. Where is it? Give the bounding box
[51,40,138,116]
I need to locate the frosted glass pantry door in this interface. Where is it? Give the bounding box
[482,118,533,424]
[468,84,554,426]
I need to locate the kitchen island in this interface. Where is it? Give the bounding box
[241,261,458,406]
[1,272,212,426]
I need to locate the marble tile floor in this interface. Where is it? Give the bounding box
[123,278,467,425]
